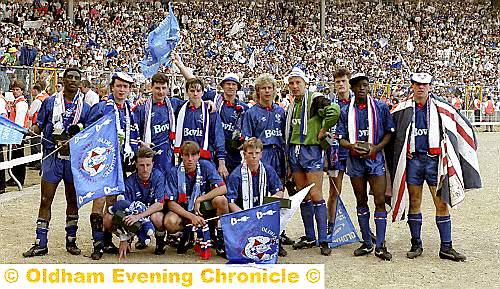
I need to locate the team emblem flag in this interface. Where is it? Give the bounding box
[0,115,28,144]
[70,112,125,208]
[220,201,280,264]
[327,196,360,248]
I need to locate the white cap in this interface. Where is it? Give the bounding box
[112,71,134,84]
[410,72,432,84]
[349,73,369,85]
[285,67,309,84]
[220,73,241,89]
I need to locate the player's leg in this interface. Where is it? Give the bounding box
[23,180,59,257]
[306,170,331,256]
[350,176,373,256]
[292,171,317,249]
[63,180,81,255]
[369,174,392,261]
[90,197,107,260]
[151,211,167,255]
[430,185,466,261]
[327,171,344,234]
[211,195,229,258]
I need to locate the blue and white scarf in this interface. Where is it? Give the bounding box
[177,161,203,212]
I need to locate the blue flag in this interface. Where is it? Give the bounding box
[391,60,403,69]
[70,112,125,208]
[328,196,360,248]
[139,3,180,78]
[220,202,280,264]
[0,115,27,144]
[264,41,275,52]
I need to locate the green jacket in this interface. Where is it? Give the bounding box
[288,92,340,145]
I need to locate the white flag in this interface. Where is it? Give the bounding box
[248,51,256,70]
[280,184,315,233]
[228,21,245,37]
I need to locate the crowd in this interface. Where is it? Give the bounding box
[0,0,499,93]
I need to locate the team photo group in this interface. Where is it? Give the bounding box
[13,42,481,264]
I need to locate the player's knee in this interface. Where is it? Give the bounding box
[212,196,228,209]
[150,212,164,228]
[103,213,113,231]
[164,214,181,233]
[435,201,449,215]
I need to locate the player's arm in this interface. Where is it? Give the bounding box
[172,52,195,80]
[167,200,206,227]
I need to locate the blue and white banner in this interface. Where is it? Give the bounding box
[221,202,280,264]
[327,196,360,248]
[70,112,125,208]
[0,115,27,144]
[139,3,180,78]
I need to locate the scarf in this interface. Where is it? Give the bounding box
[174,101,211,158]
[177,161,202,212]
[409,97,441,155]
[347,96,378,144]
[241,161,267,210]
[51,90,84,130]
[285,90,311,144]
[143,97,175,144]
[106,98,134,159]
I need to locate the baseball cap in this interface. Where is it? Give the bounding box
[111,71,134,84]
[220,73,241,90]
[410,73,432,84]
[285,67,309,84]
[349,73,369,85]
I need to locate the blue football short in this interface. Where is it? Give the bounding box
[346,152,386,177]
[288,145,324,173]
[406,153,438,186]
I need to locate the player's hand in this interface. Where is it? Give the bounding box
[349,144,368,156]
[407,152,413,160]
[218,162,229,179]
[123,214,141,227]
[118,240,130,261]
[317,128,327,141]
[361,143,377,159]
[193,198,202,216]
[206,100,217,113]
[189,213,206,227]
[171,51,181,67]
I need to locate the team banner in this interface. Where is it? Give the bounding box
[0,115,28,144]
[327,196,360,248]
[220,201,280,264]
[70,112,125,208]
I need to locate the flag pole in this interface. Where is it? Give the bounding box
[185,216,220,227]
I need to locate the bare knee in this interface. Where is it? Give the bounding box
[164,214,182,233]
[150,212,165,229]
[212,196,229,214]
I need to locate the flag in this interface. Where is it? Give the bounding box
[264,41,275,52]
[0,115,28,144]
[139,3,180,78]
[327,196,359,248]
[220,202,280,264]
[248,51,256,70]
[228,21,245,37]
[280,184,314,233]
[387,95,482,221]
[390,60,403,69]
[70,112,125,208]
[40,55,55,64]
[106,49,118,58]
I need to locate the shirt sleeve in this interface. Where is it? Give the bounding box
[152,170,167,203]
[211,112,226,160]
[241,108,254,139]
[204,160,225,189]
[381,103,395,134]
[336,107,348,140]
[266,165,284,194]
[36,98,49,129]
[166,167,178,201]
[226,170,240,203]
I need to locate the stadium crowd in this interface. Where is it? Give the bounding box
[0,0,499,91]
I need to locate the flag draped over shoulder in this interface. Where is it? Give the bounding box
[70,112,125,208]
[139,3,180,78]
[0,115,27,144]
[386,95,482,222]
[220,202,280,264]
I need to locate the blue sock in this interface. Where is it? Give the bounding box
[313,200,328,243]
[300,200,316,240]
[407,213,423,246]
[436,215,452,251]
[357,207,372,247]
[374,211,387,249]
[65,215,78,243]
[35,219,49,248]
